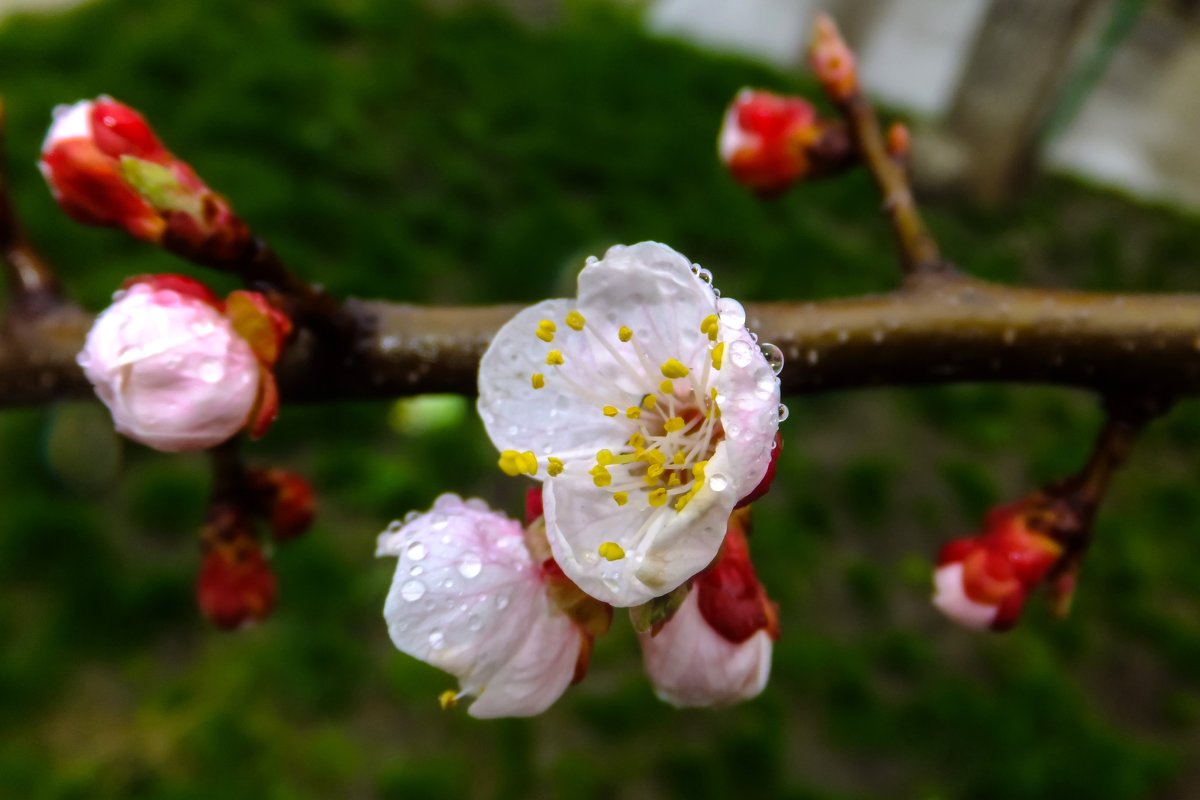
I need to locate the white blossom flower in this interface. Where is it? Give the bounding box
[377,494,585,718]
[639,589,772,708]
[478,242,782,606]
[78,278,260,452]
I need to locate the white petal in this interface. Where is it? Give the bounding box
[639,590,772,708]
[43,100,94,152]
[478,299,634,461]
[713,325,780,501]
[931,563,998,630]
[379,494,580,716]
[543,446,738,607]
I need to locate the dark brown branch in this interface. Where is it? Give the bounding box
[6,276,1200,407]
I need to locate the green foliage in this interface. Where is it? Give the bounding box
[1,0,1200,797]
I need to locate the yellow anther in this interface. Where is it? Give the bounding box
[497,450,537,476]
[667,472,681,487]
[628,432,646,449]
[439,690,459,710]
[536,319,557,342]
[598,541,626,561]
[692,460,708,479]
[675,485,700,511]
[565,310,585,331]
[664,416,686,433]
[672,450,686,465]
[531,372,545,389]
[618,326,633,342]
[547,457,564,477]
[700,314,720,341]
[644,449,666,465]
[546,350,564,366]
[660,359,690,379]
[659,379,674,395]
[711,341,725,370]
[591,467,612,488]
[602,405,619,417]
[596,449,615,466]
[642,394,658,410]
[612,492,628,507]
[648,488,668,507]
[625,406,641,419]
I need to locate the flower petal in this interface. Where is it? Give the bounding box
[379,494,580,716]
[931,563,999,630]
[639,590,772,708]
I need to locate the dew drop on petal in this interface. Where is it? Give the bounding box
[778,404,790,422]
[709,473,729,492]
[428,630,444,649]
[717,298,746,327]
[400,580,426,602]
[729,340,755,368]
[386,521,403,534]
[496,593,511,610]
[199,360,224,383]
[407,542,427,561]
[458,554,483,579]
[410,565,424,577]
[442,578,455,590]
[468,615,484,632]
[403,511,420,524]
[431,516,449,531]
[760,343,784,374]
[697,268,713,285]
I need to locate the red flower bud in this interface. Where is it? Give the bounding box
[196,538,277,630]
[248,468,315,541]
[719,90,819,193]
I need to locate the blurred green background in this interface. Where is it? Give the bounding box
[2,0,1200,797]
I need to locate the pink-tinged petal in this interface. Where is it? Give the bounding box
[90,96,168,161]
[639,590,772,708]
[931,563,999,631]
[77,281,260,452]
[42,100,94,152]
[378,494,580,717]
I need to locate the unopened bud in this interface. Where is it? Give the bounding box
[719,89,819,194]
[809,14,858,102]
[196,537,277,630]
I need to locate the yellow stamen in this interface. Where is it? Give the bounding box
[618,326,633,342]
[547,457,564,476]
[565,310,585,331]
[531,373,545,389]
[498,449,538,477]
[642,394,658,410]
[536,319,557,342]
[598,541,625,561]
[612,492,628,506]
[700,314,720,341]
[628,432,646,449]
[672,450,686,465]
[596,449,615,466]
[711,342,725,370]
[591,466,612,487]
[675,484,701,511]
[660,359,690,379]
[602,405,618,417]
[438,690,459,710]
[648,488,668,507]
[546,350,564,366]
[625,406,641,419]
[667,472,681,487]
[692,460,708,479]
[644,449,666,465]
[664,416,685,433]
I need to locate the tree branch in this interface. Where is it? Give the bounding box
[4,274,1200,407]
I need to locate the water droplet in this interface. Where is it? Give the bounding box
[403,511,420,524]
[468,615,484,632]
[709,473,729,492]
[496,594,511,610]
[729,340,754,368]
[507,425,519,436]
[756,374,778,396]
[198,360,224,383]
[760,343,784,374]
[431,516,449,531]
[458,554,483,579]
[428,630,444,649]
[400,580,426,602]
[696,268,713,285]
[442,578,455,589]
[386,521,402,534]
[777,404,789,422]
[715,299,745,330]
[407,542,427,561]
[409,565,424,577]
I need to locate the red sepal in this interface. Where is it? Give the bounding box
[524,487,544,527]
[121,273,221,307]
[196,538,277,630]
[695,508,779,644]
[736,432,782,509]
[90,97,169,161]
[40,139,165,241]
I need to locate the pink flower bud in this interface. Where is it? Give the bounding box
[719,89,819,194]
[39,97,246,256]
[809,14,859,102]
[639,511,778,707]
[77,275,261,452]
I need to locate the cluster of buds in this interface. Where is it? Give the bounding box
[932,498,1067,631]
[77,274,291,452]
[197,467,315,629]
[39,96,251,262]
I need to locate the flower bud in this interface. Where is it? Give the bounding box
[77,275,262,452]
[932,501,1064,631]
[809,14,859,102]
[39,97,247,258]
[248,468,316,541]
[639,510,778,707]
[719,89,819,193]
[196,536,277,630]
